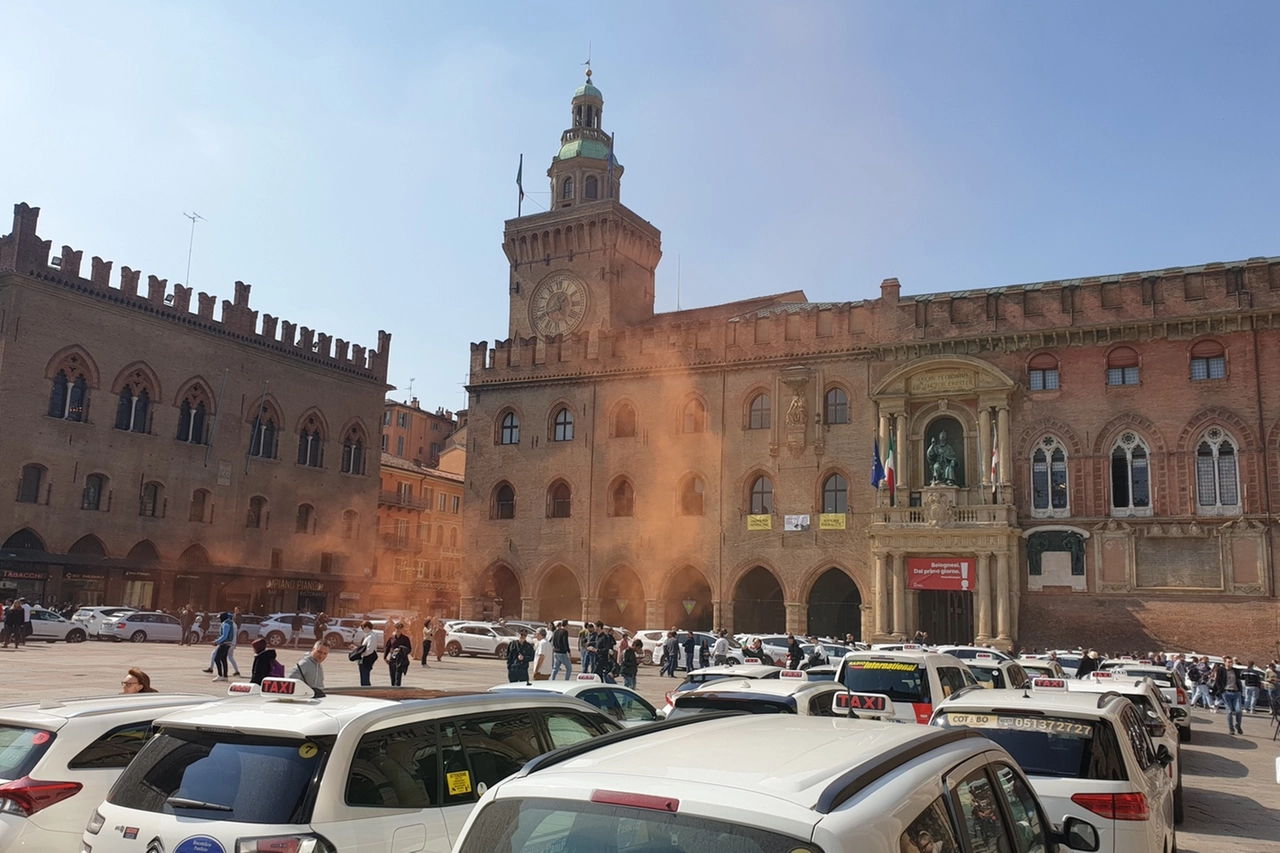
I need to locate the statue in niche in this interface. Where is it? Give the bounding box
[927,430,959,486]
[786,394,807,427]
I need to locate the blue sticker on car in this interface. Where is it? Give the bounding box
[175,836,226,853]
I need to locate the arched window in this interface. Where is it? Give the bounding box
[1030,436,1069,517]
[246,495,267,529]
[549,482,572,518]
[562,177,574,199]
[49,368,90,422]
[341,426,366,475]
[436,524,445,545]
[296,503,314,533]
[681,399,707,434]
[1028,353,1060,391]
[494,483,516,519]
[190,489,210,523]
[342,509,358,539]
[1190,340,1226,381]
[585,175,599,199]
[824,388,849,425]
[749,475,773,514]
[1196,428,1239,513]
[1106,347,1140,386]
[612,479,634,517]
[115,387,151,433]
[499,412,520,445]
[82,474,107,511]
[176,398,208,444]
[1110,432,1151,515]
[613,403,636,438]
[553,407,575,442]
[822,473,848,514]
[449,527,458,548]
[17,465,45,504]
[297,415,324,467]
[250,413,278,459]
[139,482,162,518]
[679,475,705,516]
[748,394,771,430]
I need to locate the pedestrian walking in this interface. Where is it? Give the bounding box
[250,638,277,685]
[178,605,194,645]
[682,631,696,672]
[313,612,328,647]
[384,622,412,687]
[786,633,803,670]
[531,627,554,681]
[288,642,328,691]
[1,600,24,648]
[290,612,304,648]
[21,599,32,642]
[661,631,679,677]
[506,627,535,683]
[355,621,379,686]
[211,612,234,682]
[621,639,641,689]
[433,618,446,661]
[712,630,730,666]
[551,620,573,679]
[583,623,599,674]
[1241,661,1262,713]
[420,619,432,666]
[1212,656,1245,734]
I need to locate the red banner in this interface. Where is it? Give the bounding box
[907,557,975,591]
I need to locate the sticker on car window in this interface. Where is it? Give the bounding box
[175,836,226,853]
[298,742,318,759]
[447,769,472,795]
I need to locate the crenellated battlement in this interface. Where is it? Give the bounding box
[0,203,391,383]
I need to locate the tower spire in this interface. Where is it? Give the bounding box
[547,69,623,209]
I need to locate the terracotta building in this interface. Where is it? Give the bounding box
[0,203,390,615]
[462,75,1280,658]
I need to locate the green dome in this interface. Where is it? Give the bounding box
[574,82,602,99]
[556,137,613,162]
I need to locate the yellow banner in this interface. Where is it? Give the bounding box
[819,513,846,530]
[746,514,772,530]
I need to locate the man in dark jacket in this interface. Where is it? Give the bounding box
[682,631,697,672]
[1211,656,1245,735]
[594,627,617,676]
[786,633,804,670]
[1075,650,1100,679]
[620,639,641,689]
[506,628,535,683]
[551,620,572,680]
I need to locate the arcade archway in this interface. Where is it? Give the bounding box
[807,568,862,640]
[733,566,785,633]
[598,566,644,629]
[664,566,713,630]
[538,565,582,624]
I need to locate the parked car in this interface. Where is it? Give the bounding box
[659,662,783,717]
[831,650,979,724]
[69,606,138,639]
[1103,665,1192,743]
[97,611,186,643]
[490,674,659,726]
[667,670,847,719]
[966,657,1033,690]
[654,630,747,671]
[0,693,212,850]
[26,607,88,643]
[445,622,519,657]
[258,613,347,648]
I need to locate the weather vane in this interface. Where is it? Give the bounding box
[583,43,592,79]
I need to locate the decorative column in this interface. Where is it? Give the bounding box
[995,550,1011,645]
[878,410,891,506]
[458,594,478,621]
[891,551,906,640]
[978,407,993,498]
[894,413,908,496]
[975,552,992,643]
[717,599,733,633]
[645,599,662,630]
[997,406,1012,496]
[521,596,536,622]
[874,551,889,638]
[785,601,805,636]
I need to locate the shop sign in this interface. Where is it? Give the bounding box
[338,591,361,600]
[907,557,975,591]
[63,571,107,581]
[176,574,202,581]
[124,570,155,579]
[267,578,326,591]
[2,569,47,580]
[413,581,454,591]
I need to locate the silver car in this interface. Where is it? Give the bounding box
[98,612,185,643]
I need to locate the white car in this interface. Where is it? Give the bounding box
[659,662,782,717]
[489,674,659,726]
[832,650,979,724]
[933,682,1177,853]
[0,693,210,850]
[936,644,1014,662]
[70,606,138,639]
[25,607,89,643]
[667,669,847,719]
[445,622,519,657]
[97,611,186,643]
[631,629,668,665]
[1104,665,1192,743]
[967,658,1033,690]
[654,631,748,671]
[83,678,624,853]
[1021,657,1069,680]
[258,613,347,648]
[449,713,1102,853]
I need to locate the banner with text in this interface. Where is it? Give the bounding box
[818,513,847,530]
[907,557,975,591]
[747,515,772,530]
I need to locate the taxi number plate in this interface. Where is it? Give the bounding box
[945,713,1091,737]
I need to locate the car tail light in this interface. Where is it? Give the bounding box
[664,692,673,704]
[85,807,105,834]
[1071,791,1149,820]
[591,790,679,812]
[235,834,336,853]
[0,776,83,816]
[1175,685,1187,705]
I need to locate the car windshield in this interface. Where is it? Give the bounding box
[108,728,331,824]
[667,696,792,719]
[935,712,1128,780]
[840,660,929,704]
[493,626,519,637]
[457,797,818,853]
[0,725,56,780]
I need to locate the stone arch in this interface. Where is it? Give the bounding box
[67,534,108,557]
[2,528,46,551]
[1177,406,1258,454]
[172,375,216,408]
[44,344,101,386]
[546,398,578,441]
[494,404,524,445]
[662,564,714,630]
[817,465,855,514]
[126,540,160,563]
[338,416,371,445]
[804,566,864,641]
[535,564,582,623]
[606,474,635,517]
[730,563,785,633]
[109,360,162,398]
[469,561,522,617]
[294,406,330,440]
[741,383,773,429]
[740,467,775,515]
[1014,417,1085,460]
[871,354,1015,398]
[244,393,285,427]
[676,391,711,434]
[597,565,645,628]
[179,543,210,567]
[608,397,639,438]
[1092,412,1166,455]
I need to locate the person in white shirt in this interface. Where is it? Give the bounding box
[712,630,730,666]
[531,627,555,681]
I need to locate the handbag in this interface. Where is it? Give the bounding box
[348,647,363,662]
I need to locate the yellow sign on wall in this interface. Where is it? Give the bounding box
[819,513,847,530]
[747,515,772,530]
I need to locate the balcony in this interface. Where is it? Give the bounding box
[379,534,424,553]
[871,503,1016,527]
[379,490,428,509]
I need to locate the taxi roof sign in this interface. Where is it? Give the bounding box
[575,673,602,682]
[227,682,260,696]
[975,652,994,659]
[1031,677,1068,691]
[259,677,316,699]
[743,657,761,665]
[779,669,807,680]
[901,643,921,650]
[832,691,896,718]
[1088,671,1114,680]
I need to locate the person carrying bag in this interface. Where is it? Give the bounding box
[384,622,412,687]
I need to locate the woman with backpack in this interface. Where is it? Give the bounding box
[249,638,279,685]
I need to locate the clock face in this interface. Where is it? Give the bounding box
[530,273,589,337]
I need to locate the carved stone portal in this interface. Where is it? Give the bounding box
[780,367,810,458]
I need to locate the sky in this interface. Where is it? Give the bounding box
[4,2,1280,411]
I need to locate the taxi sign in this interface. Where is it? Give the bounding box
[1030,677,1068,691]
[743,657,761,665]
[1138,659,1153,665]
[832,691,895,717]
[260,677,315,699]
[227,682,260,695]
[901,644,921,650]
[575,673,602,682]
[779,669,807,679]
[975,652,994,659]
[1088,671,1114,680]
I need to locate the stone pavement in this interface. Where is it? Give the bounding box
[4,641,1278,851]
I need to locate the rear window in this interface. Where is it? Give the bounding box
[0,726,55,779]
[458,797,822,853]
[935,712,1128,781]
[667,696,792,719]
[107,729,331,824]
[840,660,929,703]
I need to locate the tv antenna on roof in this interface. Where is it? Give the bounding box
[408,377,416,401]
[183,211,206,288]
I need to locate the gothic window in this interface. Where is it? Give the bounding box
[747,393,771,430]
[681,398,707,434]
[246,495,267,529]
[449,527,458,548]
[341,426,367,475]
[494,483,516,519]
[553,407,575,442]
[297,415,324,467]
[49,370,90,422]
[1196,428,1239,514]
[611,479,634,517]
[822,473,848,514]
[585,175,599,199]
[250,415,278,459]
[82,474,107,511]
[1190,340,1226,381]
[139,482,162,518]
[678,474,705,516]
[190,489,210,523]
[1030,436,1069,517]
[613,403,637,438]
[175,386,211,444]
[1028,353,1060,391]
[499,411,520,445]
[1106,346,1140,386]
[824,388,849,425]
[342,509,358,539]
[17,465,44,504]
[113,368,155,433]
[749,475,773,514]
[296,503,314,533]
[1110,432,1151,516]
[562,177,574,200]
[549,481,572,518]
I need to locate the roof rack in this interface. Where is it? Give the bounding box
[519,711,748,777]
[816,728,986,814]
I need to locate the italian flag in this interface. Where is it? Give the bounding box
[884,431,896,504]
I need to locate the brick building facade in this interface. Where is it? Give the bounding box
[0,203,390,615]
[462,76,1280,659]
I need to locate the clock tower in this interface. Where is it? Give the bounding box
[504,71,662,339]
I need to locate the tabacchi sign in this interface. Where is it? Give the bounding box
[907,557,974,591]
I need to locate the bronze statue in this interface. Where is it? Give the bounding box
[927,430,959,485]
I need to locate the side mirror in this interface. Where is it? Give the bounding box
[1058,816,1101,852]
[1154,744,1174,766]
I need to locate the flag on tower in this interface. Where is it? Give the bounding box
[871,438,885,489]
[884,431,897,504]
[516,154,524,214]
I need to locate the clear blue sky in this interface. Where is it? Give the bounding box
[4,2,1278,411]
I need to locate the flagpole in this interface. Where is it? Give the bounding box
[517,153,524,217]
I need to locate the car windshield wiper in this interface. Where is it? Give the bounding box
[166,796,233,812]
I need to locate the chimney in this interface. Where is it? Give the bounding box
[880,277,901,304]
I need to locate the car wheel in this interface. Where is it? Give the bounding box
[66,629,86,643]
[1178,724,1191,743]
[187,631,202,645]
[446,641,462,657]
[643,650,655,666]
[1173,779,1184,825]
[238,631,250,645]
[266,631,287,648]
[129,630,147,643]
[324,633,345,649]
[495,643,509,658]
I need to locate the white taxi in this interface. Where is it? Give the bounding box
[82,678,624,853]
[449,714,1102,853]
[1102,665,1192,743]
[658,663,782,717]
[967,657,1033,690]
[667,669,847,719]
[932,679,1177,853]
[488,673,659,726]
[831,651,978,724]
